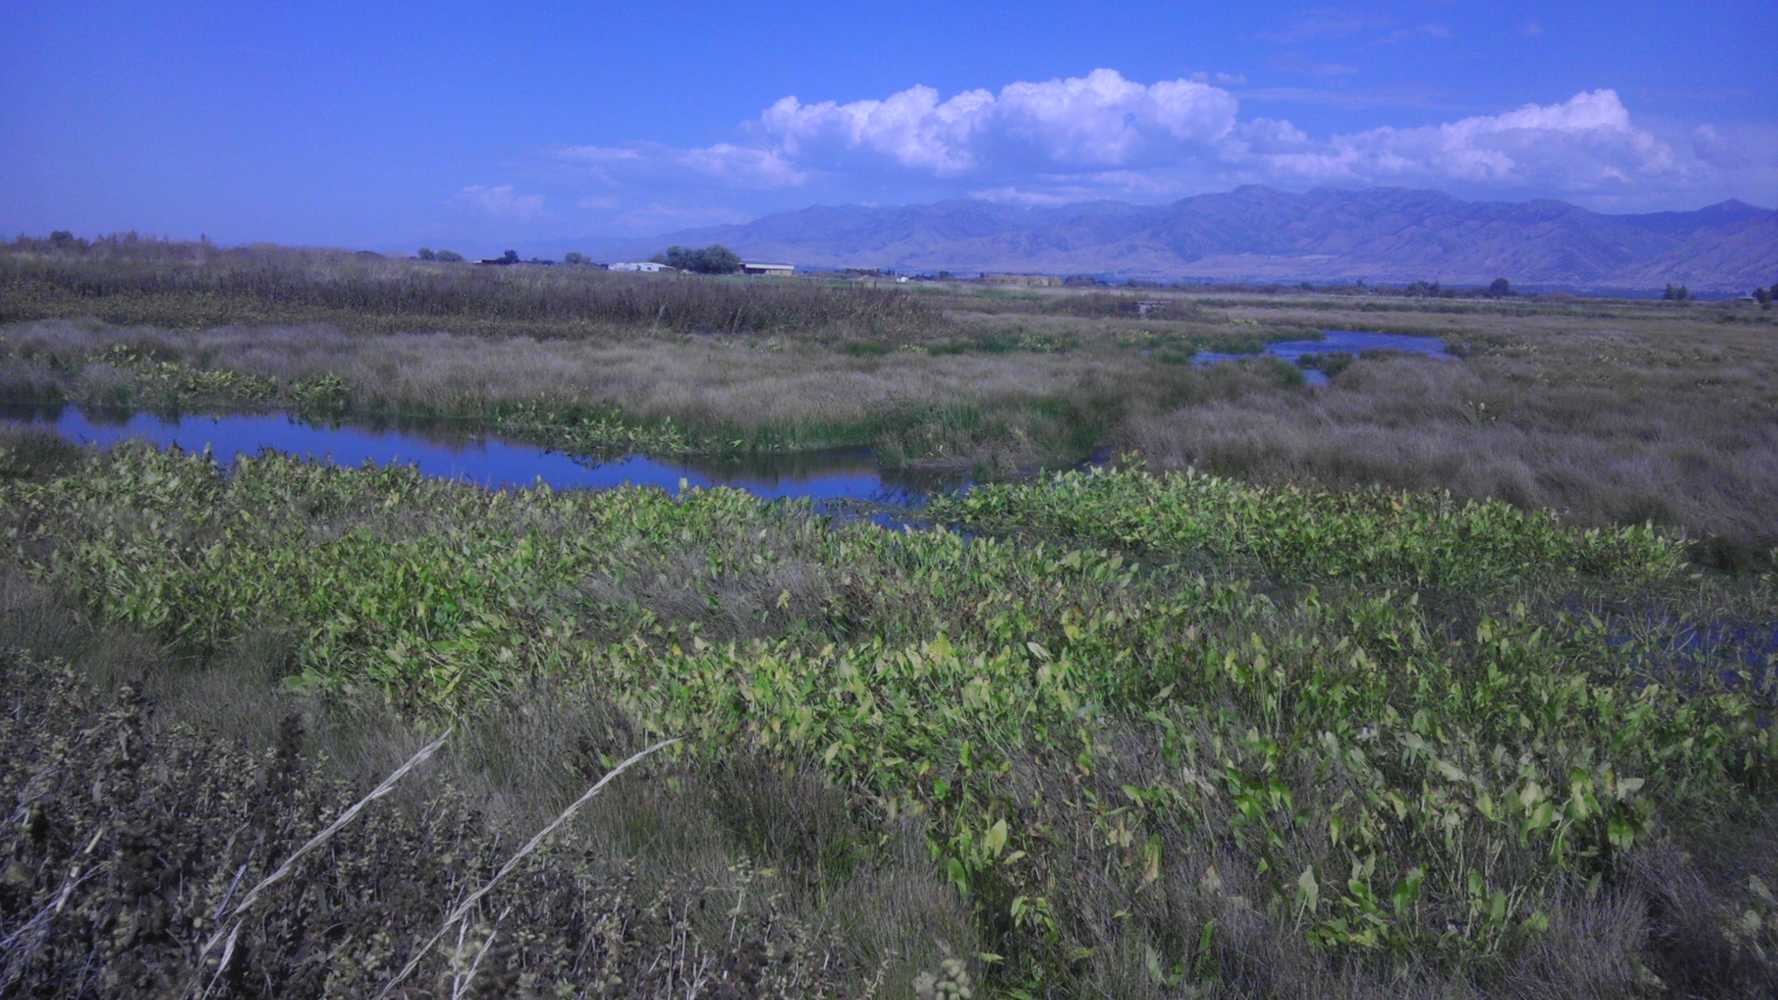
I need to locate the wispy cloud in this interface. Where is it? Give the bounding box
[1259,9,1392,44]
[453,184,544,221]
[1237,86,1459,111]
[1268,54,1359,78]
[1381,23,1451,44]
[559,141,807,188]
[611,202,752,231]
[1262,9,1452,47]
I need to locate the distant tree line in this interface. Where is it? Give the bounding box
[416,248,464,262]
[651,244,742,274]
[1662,283,1691,302]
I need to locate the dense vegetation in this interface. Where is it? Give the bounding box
[653,244,744,275]
[1,442,1773,996]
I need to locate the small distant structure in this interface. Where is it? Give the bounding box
[609,261,677,273]
[981,273,1060,287]
[1132,299,1169,317]
[740,261,795,276]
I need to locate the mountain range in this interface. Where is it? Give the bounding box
[590,186,1777,291]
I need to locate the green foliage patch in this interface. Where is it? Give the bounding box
[4,447,1773,992]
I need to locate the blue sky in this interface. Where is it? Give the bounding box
[4,0,1774,254]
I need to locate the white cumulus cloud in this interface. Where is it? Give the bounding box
[1260,90,1678,192]
[543,76,1768,226]
[760,68,1238,175]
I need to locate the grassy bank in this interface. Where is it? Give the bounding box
[2,444,1773,995]
[0,318,1251,471]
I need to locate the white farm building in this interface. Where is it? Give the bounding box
[609,261,676,273]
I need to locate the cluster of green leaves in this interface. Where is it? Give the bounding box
[1115,326,1296,363]
[925,328,1080,356]
[2,447,1772,992]
[1292,351,1356,378]
[84,343,281,407]
[929,464,1688,593]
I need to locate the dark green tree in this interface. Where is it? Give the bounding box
[501,249,519,264]
[436,250,463,262]
[563,251,587,266]
[699,244,742,274]
[654,244,742,274]
[1488,277,1512,297]
[417,247,436,261]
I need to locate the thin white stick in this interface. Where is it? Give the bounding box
[376,737,679,998]
[199,727,452,958]
[452,906,510,1000]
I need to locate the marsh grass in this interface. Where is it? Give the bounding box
[8,240,1776,546]
[0,318,1194,469]
[1123,346,1778,555]
[0,424,83,480]
[0,239,943,340]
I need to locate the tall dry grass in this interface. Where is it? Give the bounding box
[1121,328,1778,554]
[0,238,943,339]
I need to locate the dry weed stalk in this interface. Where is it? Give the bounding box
[197,727,453,962]
[377,736,681,998]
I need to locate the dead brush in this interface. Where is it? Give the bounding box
[375,736,680,997]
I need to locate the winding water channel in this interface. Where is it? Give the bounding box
[0,403,957,527]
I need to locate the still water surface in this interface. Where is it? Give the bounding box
[1195,329,1455,384]
[0,403,952,525]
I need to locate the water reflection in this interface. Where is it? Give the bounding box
[1195,329,1456,385]
[0,403,954,525]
